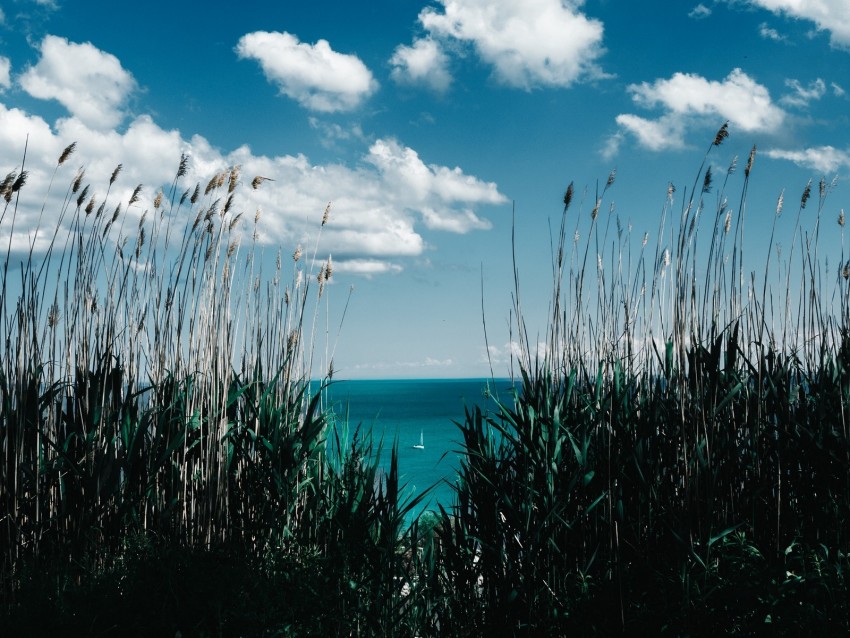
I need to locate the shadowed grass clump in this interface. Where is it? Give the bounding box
[425,124,850,635]
[0,145,424,636]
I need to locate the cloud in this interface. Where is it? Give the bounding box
[390,37,452,93]
[780,78,826,108]
[614,68,785,152]
[307,117,365,149]
[0,57,10,90]
[615,114,687,151]
[333,259,403,276]
[745,0,850,49]
[758,22,785,41]
[832,82,846,97]
[366,138,505,231]
[416,0,606,89]
[18,35,137,130]
[0,105,505,269]
[764,146,850,173]
[235,31,377,112]
[689,4,712,19]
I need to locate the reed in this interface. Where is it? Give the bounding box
[0,144,426,635]
[3,124,850,634]
[429,123,850,634]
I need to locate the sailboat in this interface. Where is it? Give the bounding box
[412,429,424,449]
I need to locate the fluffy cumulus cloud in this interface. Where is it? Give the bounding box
[390,37,452,93]
[0,118,505,272]
[746,0,850,49]
[764,146,850,173]
[19,36,137,130]
[411,0,605,89]
[613,68,785,152]
[235,31,377,112]
[0,34,504,272]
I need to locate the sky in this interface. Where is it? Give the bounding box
[0,0,848,379]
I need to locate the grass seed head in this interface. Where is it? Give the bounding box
[293,245,302,262]
[177,153,189,179]
[251,176,274,189]
[190,183,200,204]
[563,182,574,210]
[58,142,76,166]
[322,202,331,226]
[713,121,729,146]
[129,184,143,206]
[72,169,85,194]
[801,179,812,209]
[153,190,163,210]
[744,144,756,177]
[110,163,122,185]
[228,165,240,193]
[840,209,846,227]
[0,171,16,194]
[77,185,90,210]
[776,190,784,217]
[12,170,28,194]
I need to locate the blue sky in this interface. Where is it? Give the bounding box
[0,0,848,378]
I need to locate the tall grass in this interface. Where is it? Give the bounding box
[428,123,850,634]
[3,125,850,634]
[0,145,425,635]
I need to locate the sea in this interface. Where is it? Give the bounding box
[323,378,518,520]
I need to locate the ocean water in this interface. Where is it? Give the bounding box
[324,378,517,519]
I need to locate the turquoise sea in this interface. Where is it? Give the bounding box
[324,378,517,518]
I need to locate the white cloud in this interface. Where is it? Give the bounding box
[0,57,10,90]
[390,37,452,93]
[235,31,377,112]
[0,105,505,267]
[366,138,505,232]
[689,4,712,19]
[758,22,785,41]
[19,36,137,131]
[780,78,826,108]
[614,68,786,152]
[628,69,785,132]
[764,146,850,173]
[416,0,605,89]
[333,259,403,276]
[600,130,624,161]
[832,82,846,97]
[746,0,850,49]
[615,114,687,151]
